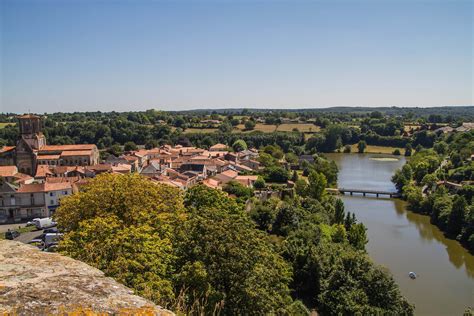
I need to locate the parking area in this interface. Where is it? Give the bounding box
[1,223,45,244]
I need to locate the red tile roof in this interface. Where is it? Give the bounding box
[210,143,228,150]
[35,165,53,178]
[46,176,81,184]
[0,165,18,177]
[60,150,92,157]
[17,182,72,193]
[40,144,96,151]
[0,146,15,154]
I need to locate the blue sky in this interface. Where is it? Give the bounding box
[1,0,472,113]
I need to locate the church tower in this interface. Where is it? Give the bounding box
[18,114,46,149]
[15,114,46,175]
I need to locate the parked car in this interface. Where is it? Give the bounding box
[43,227,59,234]
[26,218,41,227]
[5,230,20,240]
[43,233,63,248]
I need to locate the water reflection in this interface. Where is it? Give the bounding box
[327,153,474,315]
[400,201,474,278]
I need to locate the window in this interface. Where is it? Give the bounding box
[49,192,54,196]
[50,200,55,205]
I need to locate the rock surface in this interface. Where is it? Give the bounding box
[0,240,174,315]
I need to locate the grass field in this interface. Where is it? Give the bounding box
[276,123,320,132]
[349,144,405,155]
[0,123,15,129]
[235,123,277,133]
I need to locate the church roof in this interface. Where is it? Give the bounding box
[17,114,40,119]
[60,150,93,157]
[40,144,96,152]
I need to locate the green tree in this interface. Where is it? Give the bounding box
[432,193,453,228]
[244,120,256,130]
[295,179,308,197]
[357,140,367,153]
[250,204,277,232]
[232,139,247,152]
[55,174,183,304]
[124,141,138,151]
[317,244,414,315]
[347,223,368,250]
[307,171,327,200]
[421,173,438,188]
[181,186,293,314]
[291,170,299,182]
[253,176,266,190]
[286,152,299,164]
[219,123,233,133]
[108,143,123,156]
[448,195,467,236]
[334,198,345,224]
[405,143,413,157]
[264,165,290,183]
[433,141,449,155]
[332,224,347,243]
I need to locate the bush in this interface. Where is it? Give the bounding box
[392,149,401,155]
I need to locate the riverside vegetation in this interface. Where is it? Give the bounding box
[392,130,474,252]
[55,172,413,315]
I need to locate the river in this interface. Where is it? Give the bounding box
[325,153,474,316]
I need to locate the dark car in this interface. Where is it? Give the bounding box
[43,227,59,234]
[5,230,20,240]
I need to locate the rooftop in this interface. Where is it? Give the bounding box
[40,144,97,152]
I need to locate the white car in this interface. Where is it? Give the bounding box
[26,218,41,227]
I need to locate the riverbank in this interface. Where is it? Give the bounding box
[347,144,405,155]
[326,153,474,316]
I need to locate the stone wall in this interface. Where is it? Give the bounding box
[0,240,174,315]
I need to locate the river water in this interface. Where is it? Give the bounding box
[325,153,474,316]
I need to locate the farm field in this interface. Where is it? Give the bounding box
[276,123,320,132]
[183,128,218,134]
[235,123,277,133]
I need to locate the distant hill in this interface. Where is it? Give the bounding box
[174,105,474,117]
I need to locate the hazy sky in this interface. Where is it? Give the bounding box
[1,0,472,113]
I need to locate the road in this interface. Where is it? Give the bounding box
[14,229,44,243]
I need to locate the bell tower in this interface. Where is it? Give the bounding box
[17,114,46,150]
[15,114,47,175]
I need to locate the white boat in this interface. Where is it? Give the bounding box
[408,272,417,279]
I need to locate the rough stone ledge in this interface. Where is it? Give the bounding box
[0,240,174,315]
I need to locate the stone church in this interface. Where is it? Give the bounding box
[0,115,99,176]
